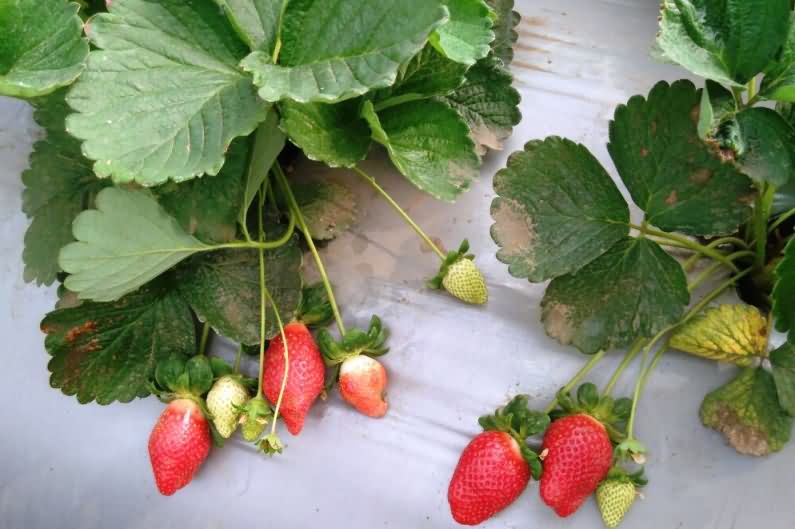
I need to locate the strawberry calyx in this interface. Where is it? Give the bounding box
[478,395,551,479]
[297,283,336,329]
[237,395,273,442]
[552,383,632,443]
[257,432,285,456]
[318,315,390,367]
[428,239,475,290]
[603,466,648,489]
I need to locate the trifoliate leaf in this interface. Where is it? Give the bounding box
[770,342,795,416]
[669,304,768,366]
[375,45,468,102]
[291,181,358,240]
[60,187,208,302]
[41,278,195,404]
[240,0,447,103]
[773,238,795,341]
[608,80,754,236]
[440,57,521,153]
[362,99,480,201]
[0,0,88,98]
[761,14,795,102]
[430,0,495,66]
[697,80,736,140]
[242,109,286,218]
[66,0,269,185]
[485,0,520,66]
[720,108,795,188]
[156,138,249,243]
[656,0,790,85]
[279,99,371,168]
[177,239,302,345]
[22,90,108,286]
[215,0,283,53]
[541,237,689,354]
[491,137,629,283]
[700,367,792,456]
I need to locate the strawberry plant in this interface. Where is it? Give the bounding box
[1,0,523,495]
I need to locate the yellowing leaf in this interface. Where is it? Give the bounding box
[670,304,768,366]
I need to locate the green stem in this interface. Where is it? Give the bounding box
[683,237,749,272]
[602,338,645,397]
[373,93,427,113]
[265,285,289,436]
[769,207,795,234]
[543,350,607,414]
[240,126,277,242]
[688,251,754,292]
[233,345,243,374]
[274,163,347,335]
[255,185,268,399]
[754,185,776,269]
[731,86,745,107]
[197,322,211,356]
[631,223,739,271]
[353,166,446,260]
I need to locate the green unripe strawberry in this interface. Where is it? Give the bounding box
[241,414,269,441]
[443,258,488,305]
[596,479,637,528]
[206,375,249,439]
[238,395,272,442]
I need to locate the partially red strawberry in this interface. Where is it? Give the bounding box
[263,322,325,435]
[339,355,388,417]
[148,398,211,496]
[447,395,550,526]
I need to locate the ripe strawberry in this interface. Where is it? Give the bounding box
[338,354,388,417]
[206,375,249,438]
[442,258,488,305]
[263,322,325,435]
[596,478,637,528]
[540,414,613,517]
[148,399,211,496]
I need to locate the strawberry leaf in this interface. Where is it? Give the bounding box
[41,278,195,404]
[608,80,754,236]
[430,0,495,66]
[770,342,795,415]
[240,0,448,103]
[541,237,689,354]
[376,45,468,102]
[491,137,629,283]
[242,109,286,218]
[700,367,792,455]
[485,0,520,66]
[215,0,283,53]
[761,14,795,102]
[697,80,736,140]
[21,90,108,286]
[773,237,795,341]
[60,187,208,302]
[669,304,769,366]
[0,0,88,98]
[291,180,358,240]
[66,0,269,185]
[177,240,302,345]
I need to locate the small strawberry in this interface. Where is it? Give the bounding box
[206,375,249,438]
[447,396,549,525]
[148,399,211,496]
[596,479,636,528]
[263,322,325,435]
[238,395,272,442]
[339,355,388,417]
[429,240,488,305]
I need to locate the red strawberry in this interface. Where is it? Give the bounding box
[263,322,325,435]
[540,414,613,517]
[448,431,531,525]
[339,355,388,417]
[148,399,211,496]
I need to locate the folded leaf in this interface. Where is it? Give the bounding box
[215,0,283,53]
[770,342,795,415]
[60,187,208,302]
[541,237,689,354]
[491,137,629,283]
[66,0,269,185]
[485,0,520,66]
[773,238,795,341]
[430,0,495,66]
[669,304,768,366]
[0,0,88,98]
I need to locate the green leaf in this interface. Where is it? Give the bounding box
[669,304,769,366]
[490,137,629,283]
[430,0,495,66]
[156,138,249,243]
[362,99,480,201]
[0,0,88,98]
[541,237,689,354]
[22,90,108,286]
[243,110,286,218]
[701,367,792,455]
[608,80,754,236]
[375,45,468,102]
[215,0,283,53]
[761,14,795,102]
[41,278,195,404]
[440,56,521,153]
[697,80,736,140]
[291,181,358,240]
[773,237,795,341]
[770,342,795,415]
[66,0,269,185]
[279,99,371,168]
[240,0,448,103]
[60,187,208,302]
[485,0,520,66]
[177,240,302,345]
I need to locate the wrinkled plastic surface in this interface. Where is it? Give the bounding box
[1,1,794,528]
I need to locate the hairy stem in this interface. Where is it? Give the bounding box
[543,350,607,414]
[630,223,739,271]
[233,345,243,374]
[602,338,645,397]
[683,237,749,272]
[197,322,210,357]
[255,185,268,399]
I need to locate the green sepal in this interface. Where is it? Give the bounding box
[428,239,473,290]
[237,395,273,442]
[318,315,390,366]
[604,466,648,488]
[185,356,214,396]
[298,283,335,328]
[258,433,284,456]
[552,383,631,429]
[614,439,648,464]
[152,354,213,397]
[154,354,188,392]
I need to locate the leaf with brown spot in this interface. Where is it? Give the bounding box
[291,180,358,240]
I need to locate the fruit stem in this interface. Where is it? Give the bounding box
[198,322,211,357]
[752,184,776,270]
[683,237,749,272]
[630,223,740,272]
[265,284,289,436]
[769,207,795,234]
[352,166,447,261]
[543,350,607,414]
[602,338,645,397]
[274,162,347,336]
[255,183,269,399]
[233,345,243,374]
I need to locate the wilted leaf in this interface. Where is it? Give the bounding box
[291,181,358,240]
